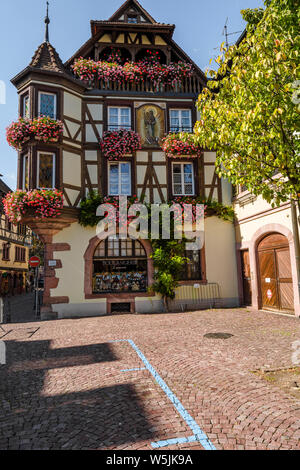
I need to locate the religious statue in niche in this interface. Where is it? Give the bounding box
[136,104,165,147]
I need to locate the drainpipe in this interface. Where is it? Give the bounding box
[291,199,300,307]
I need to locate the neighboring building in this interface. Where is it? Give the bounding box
[232,31,300,317]
[0,178,32,295]
[234,188,300,317]
[10,0,241,319]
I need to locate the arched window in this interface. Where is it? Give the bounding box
[99,47,131,64]
[135,49,167,64]
[93,237,147,294]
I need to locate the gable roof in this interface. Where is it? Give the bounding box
[108,0,157,24]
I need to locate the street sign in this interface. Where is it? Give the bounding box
[29,256,41,268]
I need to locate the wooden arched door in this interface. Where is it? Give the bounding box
[258,233,294,312]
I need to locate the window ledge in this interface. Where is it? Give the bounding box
[85,291,152,300]
[178,280,207,285]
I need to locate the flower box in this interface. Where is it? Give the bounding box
[101,129,141,161]
[2,189,64,224]
[6,117,63,150]
[162,132,202,158]
[72,57,193,88]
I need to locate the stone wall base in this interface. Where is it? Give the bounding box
[40,307,58,321]
[52,297,240,319]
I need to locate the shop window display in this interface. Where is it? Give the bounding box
[93,237,147,294]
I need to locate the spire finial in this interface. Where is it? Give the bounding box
[44,1,50,43]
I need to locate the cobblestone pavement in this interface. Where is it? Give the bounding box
[0,308,299,450]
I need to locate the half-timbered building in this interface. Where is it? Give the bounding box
[10,0,239,319]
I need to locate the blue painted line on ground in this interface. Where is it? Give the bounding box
[151,435,197,448]
[111,339,216,451]
[121,367,146,372]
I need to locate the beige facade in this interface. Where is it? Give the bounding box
[234,191,300,317]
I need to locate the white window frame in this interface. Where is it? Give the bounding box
[108,161,132,196]
[38,91,57,119]
[22,154,29,190]
[108,106,131,131]
[37,151,56,189]
[169,108,192,132]
[171,162,195,196]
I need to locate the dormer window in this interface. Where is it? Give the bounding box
[128,15,138,23]
[38,91,56,119]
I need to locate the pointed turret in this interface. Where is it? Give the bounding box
[29,42,66,74]
[11,2,83,88]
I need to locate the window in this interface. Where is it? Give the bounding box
[23,95,30,118]
[108,107,131,131]
[2,243,10,261]
[37,152,55,188]
[38,92,56,119]
[180,250,202,281]
[93,237,147,293]
[17,224,27,236]
[4,217,11,232]
[15,247,26,263]
[23,155,29,190]
[108,162,131,196]
[128,15,138,23]
[170,109,192,132]
[172,162,194,196]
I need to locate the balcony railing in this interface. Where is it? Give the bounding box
[91,74,203,95]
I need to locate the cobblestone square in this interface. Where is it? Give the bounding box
[0,307,299,450]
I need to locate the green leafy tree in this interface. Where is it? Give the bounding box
[150,240,187,312]
[194,0,300,210]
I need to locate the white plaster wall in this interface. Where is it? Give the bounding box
[204,216,239,303]
[63,92,81,121]
[235,200,293,245]
[63,151,81,186]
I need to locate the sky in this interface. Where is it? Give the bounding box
[0,0,264,190]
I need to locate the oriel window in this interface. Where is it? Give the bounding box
[172,162,194,196]
[38,92,56,119]
[108,107,131,131]
[170,109,192,132]
[37,152,55,188]
[108,162,131,196]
